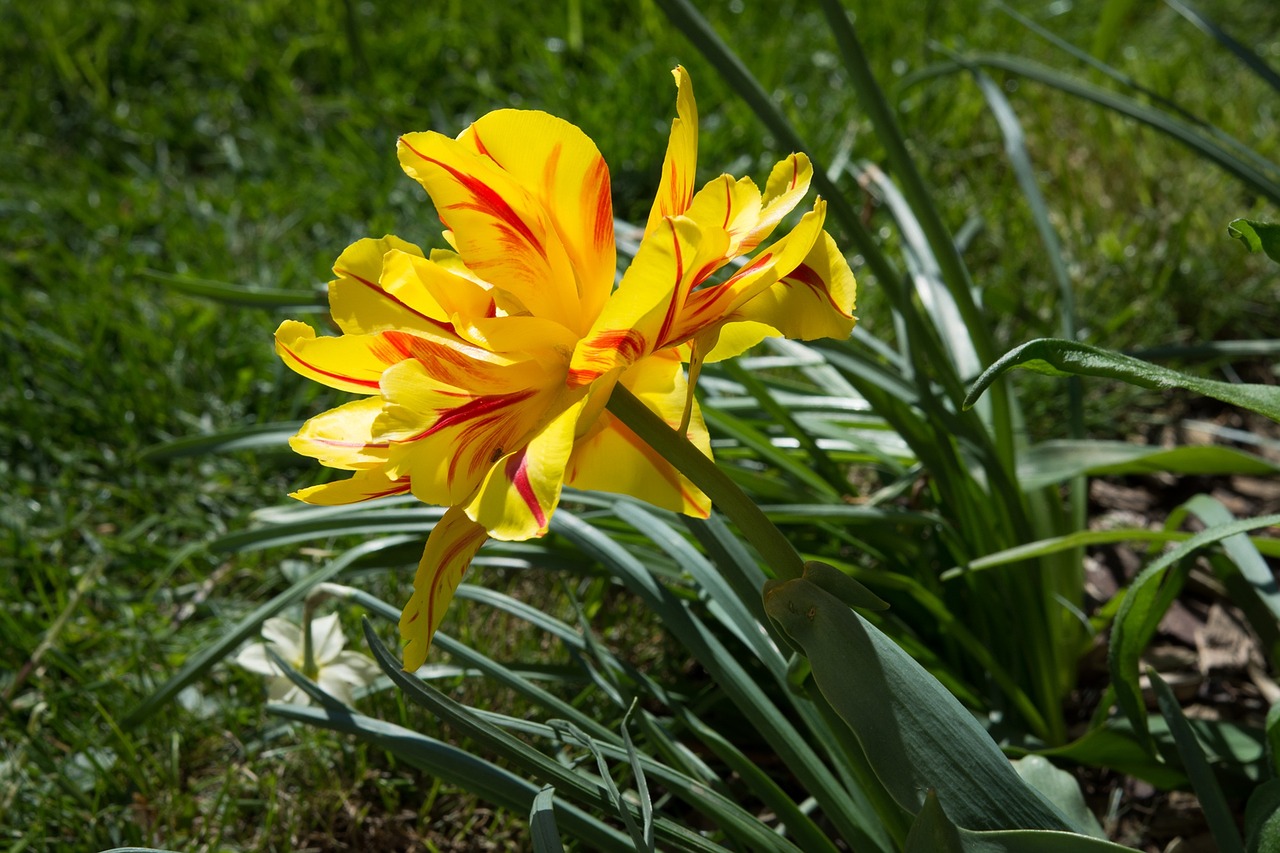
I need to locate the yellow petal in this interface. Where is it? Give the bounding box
[645,66,699,236]
[399,507,488,671]
[375,357,561,508]
[290,397,388,470]
[274,320,399,394]
[328,236,448,336]
[459,110,616,326]
[738,153,814,256]
[724,228,856,345]
[465,395,587,540]
[682,173,763,263]
[567,351,711,516]
[569,215,727,387]
[377,248,496,330]
[291,469,411,505]
[397,130,582,332]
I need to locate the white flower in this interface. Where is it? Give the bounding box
[235,613,380,706]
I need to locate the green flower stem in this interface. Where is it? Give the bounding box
[606,384,804,582]
[301,595,320,680]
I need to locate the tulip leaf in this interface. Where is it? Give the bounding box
[905,789,1132,851]
[139,421,301,461]
[1012,756,1105,839]
[1245,780,1280,853]
[1016,439,1280,489]
[763,576,1076,833]
[965,338,1280,421]
[1149,669,1246,853]
[143,268,326,306]
[530,785,566,853]
[1110,513,1280,747]
[1229,218,1280,263]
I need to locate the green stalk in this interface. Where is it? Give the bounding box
[606,384,803,582]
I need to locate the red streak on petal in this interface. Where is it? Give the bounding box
[590,156,613,251]
[722,179,732,230]
[789,155,799,190]
[280,341,381,390]
[426,526,482,632]
[655,218,685,346]
[335,267,454,333]
[506,450,547,529]
[586,328,647,364]
[786,262,853,318]
[365,481,412,500]
[567,367,600,388]
[312,437,390,449]
[412,389,536,442]
[400,136,545,258]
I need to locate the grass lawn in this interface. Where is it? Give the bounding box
[3,0,1278,849]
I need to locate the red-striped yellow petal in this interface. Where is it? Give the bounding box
[738,153,814,256]
[645,66,699,236]
[566,351,711,517]
[291,469,411,505]
[682,173,763,264]
[399,506,488,671]
[568,215,728,387]
[716,229,856,355]
[375,357,563,508]
[397,131,581,332]
[458,110,616,326]
[465,395,587,540]
[274,320,399,394]
[328,236,449,337]
[377,248,496,330]
[290,397,388,470]
[662,203,827,352]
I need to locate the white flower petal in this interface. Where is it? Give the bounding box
[309,613,347,664]
[316,675,355,706]
[234,643,282,676]
[266,678,310,706]
[261,618,304,662]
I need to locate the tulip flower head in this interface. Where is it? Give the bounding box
[276,67,856,671]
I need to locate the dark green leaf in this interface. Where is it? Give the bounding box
[1228,219,1280,263]
[1017,439,1280,489]
[530,786,566,853]
[966,338,1280,422]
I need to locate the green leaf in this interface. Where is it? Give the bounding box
[1012,757,1105,839]
[139,421,300,461]
[763,576,1075,833]
[143,268,326,307]
[1229,218,1280,263]
[530,786,566,853]
[905,789,1133,852]
[1149,669,1245,853]
[1110,513,1280,746]
[1016,439,1280,489]
[966,338,1280,422]
[1246,779,1280,853]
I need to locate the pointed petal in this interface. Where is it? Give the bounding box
[235,642,280,676]
[397,131,581,331]
[682,173,763,266]
[289,397,388,470]
[645,66,699,236]
[260,618,303,662]
[274,320,399,394]
[375,357,558,507]
[459,110,616,325]
[569,215,727,386]
[328,236,451,336]
[290,469,411,505]
[711,228,857,354]
[465,395,587,540]
[309,613,346,665]
[374,248,495,330]
[567,351,711,516]
[738,153,814,255]
[399,507,489,671]
[267,679,310,705]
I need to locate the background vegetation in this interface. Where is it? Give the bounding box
[3,0,1277,849]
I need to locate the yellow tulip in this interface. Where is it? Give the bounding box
[276,67,856,671]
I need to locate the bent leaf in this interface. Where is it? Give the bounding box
[965,338,1280,422]
[763,576,1076,833]
[1229,218,1280,263]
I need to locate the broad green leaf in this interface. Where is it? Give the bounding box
[763,576,1075,833]
[905,789,1132,852]
[1012,757,1105,839]
[1110,513,1280,746]
[1150,669,1245,853]
[1229,218,1280,263]
[1016,439,1280,489]
[966,338,1280,422]
[530,786,566,853]
[1246,779,1280,853]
